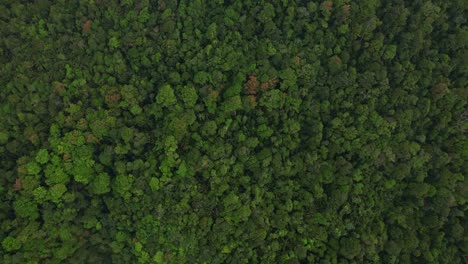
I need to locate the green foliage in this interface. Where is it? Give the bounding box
[72,158,95,184]
[339,237,362,259]
[89,173,111,195]
[35,149,50,164]
[194,72,209,85]
[224,83,242,99]
[149,177,160,191]
[0,131,9,144]
[0,1,465,263]
[114,174,134,197]
[33,186,48,204]
[223,95,243,112]
[109,36,120,49]
[120,127,134,143]
[156,84,177,107]
[2,236,21,252]
[14,198,39,220]
[180,86,198,107]
[49,184,67,203]
[384,45,398,60]
[407,182,432,198]
[259,90,284,110]
[257,124,274,139]
[44,165,70,185]
[26,161,41,175]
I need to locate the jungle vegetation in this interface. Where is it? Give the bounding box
[0,0,467,263]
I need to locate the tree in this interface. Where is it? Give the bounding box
[339,237,362,259]
[14,197,39,220]
[259,89,284,110]
[194,71,209,85]
[223,95,242,113]
[0,131,9,145]
[89,173,111,195]
[2,236,21,252]
[156,84,177,107]
[180,86,198,107]
[49,184,67,203]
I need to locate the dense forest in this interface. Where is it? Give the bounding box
[0,0,466,263]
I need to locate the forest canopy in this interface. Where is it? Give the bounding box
[0,0,467,263]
